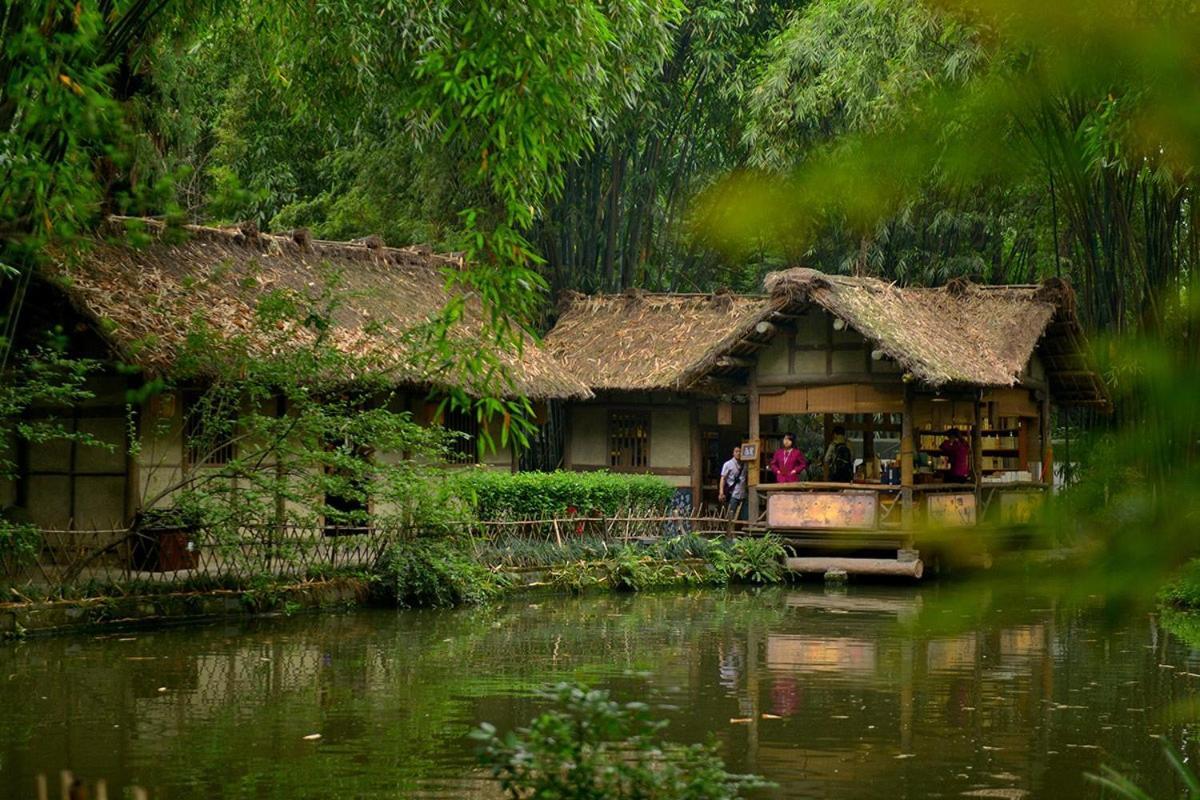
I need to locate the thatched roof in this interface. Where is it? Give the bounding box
[41,218,591,399]
[544,289,772,392]
[546,269,1108,407]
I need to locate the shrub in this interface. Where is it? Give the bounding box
[375,537,509,608]
[453,470,676,519]
[549,560,600,594]
[710,535,788,584]
[0,517,41,574]
[1159,559,1200,609]
[472,683,768,800]
[600,547,673,592]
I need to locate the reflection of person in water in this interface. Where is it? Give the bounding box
[718,642,743,692]
[771,676,800,717]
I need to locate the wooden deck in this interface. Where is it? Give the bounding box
[748,481,1049,579]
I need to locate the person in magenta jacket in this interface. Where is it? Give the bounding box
[939,428,972,483]
[769,433,807,484]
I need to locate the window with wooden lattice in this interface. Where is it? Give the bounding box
[182,389,237,468]
[608,410,650,471]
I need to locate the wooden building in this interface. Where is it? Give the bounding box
[1,219,590,531]
[546,268,1109,566]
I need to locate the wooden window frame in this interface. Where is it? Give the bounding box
[607,409,651,472]
[181,388,237,469]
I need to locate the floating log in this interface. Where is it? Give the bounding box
[785,556,924,579]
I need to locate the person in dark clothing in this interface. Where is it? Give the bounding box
[823,425,855,483]
[940,428,972,483]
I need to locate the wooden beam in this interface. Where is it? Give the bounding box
[901,383,914,532]
[823,413,834,481]
[690,405,702,510]
[755,374,906,388]
[1041,389,1053,487]
[562,404,574,469]
[754,320,777,336]
[748,368,760,521]
[715,356,754,369]
[786,556,923,579]
[791,342,871,353]
[825,315,834,375]
[1048,369,1101,380]
[972,393,983,507]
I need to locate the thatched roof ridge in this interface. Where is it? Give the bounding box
[544,290,775,392]
[764,268,1057,387]
[546,268,1108,407]
[42,217,591,399]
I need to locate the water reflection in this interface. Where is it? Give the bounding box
[0,585,1198,799]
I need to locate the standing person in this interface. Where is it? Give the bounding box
[718,445,747,518]
[940,428,972,483]
[823,425,855,483]
[769,433,807,484]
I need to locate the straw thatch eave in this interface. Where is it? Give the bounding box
[40,217,591,400]
[544,289,776,393]
[763,269,1109,407]
[545,268,1108,408]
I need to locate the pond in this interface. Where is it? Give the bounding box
[1,584,1198,799]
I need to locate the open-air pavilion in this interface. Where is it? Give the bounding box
[546,268,1110,575]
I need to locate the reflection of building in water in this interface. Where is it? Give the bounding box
[926,635,976,673]
[720,596,1069,799]
[766,636,877,674]
[1000,624,1045,660]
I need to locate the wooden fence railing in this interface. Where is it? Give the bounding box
[1,509,753,601]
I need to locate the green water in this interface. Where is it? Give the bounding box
[1,585,1197,799]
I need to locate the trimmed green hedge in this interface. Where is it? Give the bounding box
[452,470,676,519]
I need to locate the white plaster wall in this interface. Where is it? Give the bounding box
[569,405,610,466]
[649,407,690,469]
[756,336,791,378]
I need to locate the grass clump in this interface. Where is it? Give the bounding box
[375,537,510,608]
[710,536,788,584]
[1158,559,1200,609]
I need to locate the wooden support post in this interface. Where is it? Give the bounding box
[822,413,834,480]
[748,369,760,522]
[1040,390,1053,488]
[972,393,983,509]
[689,405,702,511]
[901,384,915,532]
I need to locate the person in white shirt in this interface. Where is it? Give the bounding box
[718,445,748,519]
